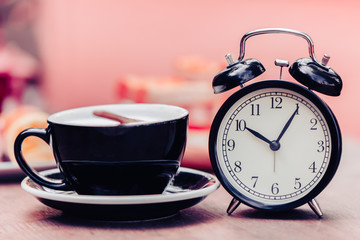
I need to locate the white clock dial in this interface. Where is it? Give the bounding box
[215,87,331,206]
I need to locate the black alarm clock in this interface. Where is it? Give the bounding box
[208,28,342,218]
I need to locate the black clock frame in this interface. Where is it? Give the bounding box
[209,80,342,211]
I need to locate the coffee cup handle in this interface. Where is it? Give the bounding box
[14,128,71,190]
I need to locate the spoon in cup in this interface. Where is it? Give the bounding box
[93,110,141,124]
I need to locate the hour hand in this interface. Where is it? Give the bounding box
[245,126,272,145]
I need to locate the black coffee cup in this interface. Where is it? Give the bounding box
[15,104,188,195]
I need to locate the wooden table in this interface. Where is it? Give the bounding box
[1,137,360,240]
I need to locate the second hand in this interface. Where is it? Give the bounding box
[273,151,276,173]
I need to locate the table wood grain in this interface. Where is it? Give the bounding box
[1,137,359,240]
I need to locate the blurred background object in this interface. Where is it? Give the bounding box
[0,105,51,163]
[117,56,225,129]
[0,0,50,164]
[1,0,360,170]
[0,0,43,111]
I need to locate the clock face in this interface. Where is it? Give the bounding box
[209,80,341,210]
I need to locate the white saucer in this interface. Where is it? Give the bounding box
[21,167,220,220]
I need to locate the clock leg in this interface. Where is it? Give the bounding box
[308,198,323,218]
[227,197,241,215]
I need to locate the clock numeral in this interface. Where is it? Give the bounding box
[295,104,300,115]
[235,119,246,131]
[271,183,279,195]
[251,176,258,188]
[309,161,317,173]
[317,140,325,152]
[251,104,260,116]
[294,178,301,190]
[310,118,318,130]
[271,97,282,109]
[234,161,242,173]
[227,139,235,151]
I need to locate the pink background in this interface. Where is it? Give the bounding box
[34,0,360,138]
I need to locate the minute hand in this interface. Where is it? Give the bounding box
[276,104,299,142]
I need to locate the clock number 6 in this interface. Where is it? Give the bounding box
[271,183,279,195]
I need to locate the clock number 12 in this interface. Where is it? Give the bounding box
[271,97,282,109]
